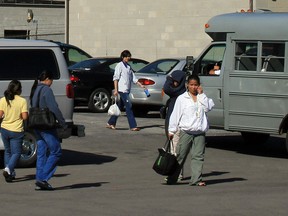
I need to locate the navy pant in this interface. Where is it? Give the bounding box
[107,92,137,129]
[35,129,62,182]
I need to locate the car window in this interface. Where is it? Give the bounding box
[0,49,60,80]
[128,60,148,72]
[109,62,118,73]
[138,59,179,75]
[67,47,91,66]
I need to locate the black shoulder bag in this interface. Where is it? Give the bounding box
[28,87,57,130]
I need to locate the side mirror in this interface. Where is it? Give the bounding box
[186,56,194,75]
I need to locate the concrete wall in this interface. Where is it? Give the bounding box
[0,1,286,62]
[68,0,250,61]
[69,0,288,61]
[256,0,288,12]
[0,7,64,41]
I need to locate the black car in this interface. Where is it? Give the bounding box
[68,57,149,112]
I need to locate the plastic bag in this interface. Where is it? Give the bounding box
[108,102,121,116]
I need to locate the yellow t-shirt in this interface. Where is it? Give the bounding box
[0,95,28,132]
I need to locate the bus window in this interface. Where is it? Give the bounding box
[261,43,285,72]
[235,42,257,71]
[196,44,226,76]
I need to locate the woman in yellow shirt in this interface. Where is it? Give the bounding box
[0,80,28,182]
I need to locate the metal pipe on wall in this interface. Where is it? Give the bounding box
[65,0,69,44]
[249,0,253,11]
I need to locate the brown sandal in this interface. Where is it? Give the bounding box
[130,127,140,131]
[106,124,116,130]
[196,182,206,186]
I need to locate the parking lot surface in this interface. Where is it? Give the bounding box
[1,110,288,216]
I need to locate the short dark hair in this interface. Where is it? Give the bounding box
[120,50,132,59]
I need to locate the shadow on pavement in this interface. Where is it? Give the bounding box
[177,171,247,186]
[54,182,109,190]
[14,173,70,182]
[206,135,288,159]
[205,177,247,185]
[139,124,164,129]
[59,149,117,166]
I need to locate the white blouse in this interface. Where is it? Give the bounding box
[168,91,214,135]
[113,61,138,93]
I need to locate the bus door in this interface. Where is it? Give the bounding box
[193,42,226,128]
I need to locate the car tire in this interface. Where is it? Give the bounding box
[88,88,112,113]
[18,131,37,168]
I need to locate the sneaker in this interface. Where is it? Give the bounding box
[178,174,183,181]
[9,170,16,180]
[35,181,54,191]
[3,167,11,175]
[3,170,13,183]
[35,186,42,191]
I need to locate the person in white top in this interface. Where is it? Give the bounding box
[106,50,145,131]
[166,75,214,186]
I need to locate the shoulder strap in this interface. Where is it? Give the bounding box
[164,139,173,153]
[36,86,45,108]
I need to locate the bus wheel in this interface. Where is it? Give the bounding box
[241,132,270,145]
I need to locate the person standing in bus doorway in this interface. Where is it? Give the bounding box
[166,75,214,186]
[0,80,28,182]
[106,50,145,131]
[30,70,67,191]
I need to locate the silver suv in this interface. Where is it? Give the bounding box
[0,39,80,167]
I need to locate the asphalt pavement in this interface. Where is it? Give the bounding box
[1,110,288,216]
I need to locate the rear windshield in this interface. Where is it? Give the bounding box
[69,59,101,69]
[137,59,179,75]
[0,49,60,80]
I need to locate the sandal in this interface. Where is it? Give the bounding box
[130,127,140,131]
[196,182,206,186]
[106,124,116,130]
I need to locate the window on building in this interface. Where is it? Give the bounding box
[4,30,30,39]
[0,0,64,6]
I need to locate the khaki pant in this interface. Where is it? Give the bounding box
[167,130,206,185]
[170,130,180,155]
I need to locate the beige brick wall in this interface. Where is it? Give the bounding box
[256,0,288,12]
[69,0,286,62]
